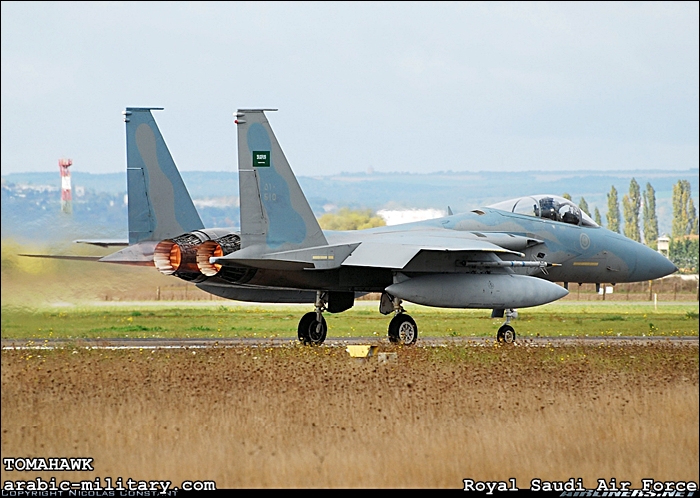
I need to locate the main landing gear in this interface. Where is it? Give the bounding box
[381,293,418,345]
[388,313,418,345]
[297,291,419,346]
[297,291,328,345]
[296,292,514,346]
[496,309,517,344]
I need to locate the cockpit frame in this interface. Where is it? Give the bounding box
[488,195,598,227]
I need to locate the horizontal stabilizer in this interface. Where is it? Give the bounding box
[213,243,360,270]
[20,239,148,266]
[96,241,158,266]
[19,254,105,262]
[213,258,312,271]
[75,239,129,247]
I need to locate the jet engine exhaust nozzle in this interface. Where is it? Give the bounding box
[153,240,181,275]
[196,234,242,277]
[153,233,208,281]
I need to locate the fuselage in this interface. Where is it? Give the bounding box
[200,206,676,294]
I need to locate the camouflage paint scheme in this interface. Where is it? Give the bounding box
[88,109,679,344]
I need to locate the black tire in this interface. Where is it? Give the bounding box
[298,312,327,345]
[388,314,418,345]
[497,324,516,344]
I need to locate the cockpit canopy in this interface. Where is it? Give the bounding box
[487,195,598,227]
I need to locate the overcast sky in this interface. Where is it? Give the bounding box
[2,1,698,177]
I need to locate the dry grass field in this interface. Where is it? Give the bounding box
[2,342,698,489]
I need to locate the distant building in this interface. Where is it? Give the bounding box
[657,235,670,257]
[377,208,446,226]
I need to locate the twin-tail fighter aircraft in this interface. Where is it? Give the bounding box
[45,108,679,345]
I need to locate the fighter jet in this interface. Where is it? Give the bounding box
[57,108,680,345]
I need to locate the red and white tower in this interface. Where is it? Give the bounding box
[59,158,72,214]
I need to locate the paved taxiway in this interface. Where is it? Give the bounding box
[2,336,697,350]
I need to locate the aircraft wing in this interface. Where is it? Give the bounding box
[212,234,527,272]
[340,237,524,269]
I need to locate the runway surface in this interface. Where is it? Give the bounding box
[2,335,697,350]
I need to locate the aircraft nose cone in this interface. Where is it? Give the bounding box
[632,246,678,281]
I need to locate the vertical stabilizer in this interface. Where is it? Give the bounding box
[235,109,327,251]
[124,108,204,244]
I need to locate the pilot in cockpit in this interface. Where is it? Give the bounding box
[539,197,559,221]
[562,210,579,224]
[488,195,594,227]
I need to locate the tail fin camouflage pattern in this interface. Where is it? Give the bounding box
[235,109,327,252]
[123,107,204,245]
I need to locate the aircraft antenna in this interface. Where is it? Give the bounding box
[58,158,72,214]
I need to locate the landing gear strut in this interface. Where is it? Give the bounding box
[298,291,328,345]
[496,308,517,344]
[381,293,418,345]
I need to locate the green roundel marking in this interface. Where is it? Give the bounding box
[253,151,270,167]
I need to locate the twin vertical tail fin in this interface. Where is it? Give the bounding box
[120,107,322,263]
[123,108,204,245]
[235,109,327,252]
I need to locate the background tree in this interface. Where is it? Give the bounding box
[562,193,572,201]
[594,207,602,226]
[669,237,699,273]
[622,178,641,242]
[672,181,686,238]
[622,194,634,238]
[606,186,620,233]
[672,180,698,237]
[689,197,698,235]
[578,197,590,216]
[642,182,658,249]
[318,208,386,230]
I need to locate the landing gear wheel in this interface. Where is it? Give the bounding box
[497,324,516,344]
[298,312,327,345]
[388,314,418,345]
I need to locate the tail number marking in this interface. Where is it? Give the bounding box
[263,182,277,201]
